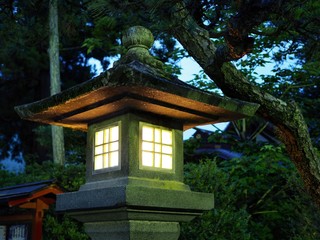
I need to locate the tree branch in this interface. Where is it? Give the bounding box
[170,1,320,206]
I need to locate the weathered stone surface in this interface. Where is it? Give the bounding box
[85,221,180,240]
[116,26,164,69]
[14,60,259,131]
[122,26,154,49]
[56,185,214,217]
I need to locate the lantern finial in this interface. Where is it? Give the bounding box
[115,26,163,69]
[122,25,154,50]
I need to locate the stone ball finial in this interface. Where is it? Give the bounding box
[114,26,163,69]
[122,26,154,50]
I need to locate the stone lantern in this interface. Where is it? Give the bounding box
[15,26,258,240]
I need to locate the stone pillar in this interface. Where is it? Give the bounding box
[85,221,180,240]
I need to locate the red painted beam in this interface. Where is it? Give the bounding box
[8,186,64,207]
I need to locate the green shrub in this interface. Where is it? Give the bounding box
[180,144,320,239]
[180,160,251,240]
[43,213,89,240]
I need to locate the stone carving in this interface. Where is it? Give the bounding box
[115,26,164,69]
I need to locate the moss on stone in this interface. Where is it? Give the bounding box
[15,26,259,131]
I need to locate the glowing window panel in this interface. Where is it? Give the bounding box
[141,124,173,170]
[94,124,120,171]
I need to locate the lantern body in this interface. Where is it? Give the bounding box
[83,113,185,190]
[56,114,213,240]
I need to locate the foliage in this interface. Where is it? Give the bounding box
[180,143,320,239]
[0,0,106,162]
[183,136,202,162]
[181,160,251,240]
[231,0,320,147]
[187,70,220,93]
[31,125,87,165]
[0,0,187,163]
[43,213,89,240]
[0,161,86,191]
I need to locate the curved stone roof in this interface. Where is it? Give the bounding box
[15,26,259,131]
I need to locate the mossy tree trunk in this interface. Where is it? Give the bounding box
[170,2,320,205]
[48,0,65,165]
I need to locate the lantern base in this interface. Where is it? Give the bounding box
[56,184,213,220]
[56,183,214,239]
[85,220,180,240]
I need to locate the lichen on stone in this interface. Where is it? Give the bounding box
[114,26,164,70]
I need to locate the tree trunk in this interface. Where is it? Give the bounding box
[49,0,65,165]
[170,3,320,205]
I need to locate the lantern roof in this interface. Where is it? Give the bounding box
[15,26,259,131]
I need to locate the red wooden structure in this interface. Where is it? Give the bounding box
[0,180,64,240]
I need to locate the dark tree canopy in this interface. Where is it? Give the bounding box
[0,0,320,206]
[0,0,113,162]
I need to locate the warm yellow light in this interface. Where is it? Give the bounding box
[94,123,120,171]
[110,126,119,141]
[110,152,119,167]
[94,155,103,170]
[110,142,119,151]
[155,144,161,152]
[142,126,153,141]
[154,154,161,168]
[104,129,109,143]
[162,130,172,145]
[154,129,161,142]
[141,124,173,170]
[95,130,104,145]
[95,146,103,155]
[162,155,172,169]
[142,152,153,167]
[162,145,172,154]
[142,142,153,151]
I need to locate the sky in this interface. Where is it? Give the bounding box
[177,57,228,139]
[0,135,25,173]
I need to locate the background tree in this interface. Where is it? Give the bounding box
[0,0,117,165]
[48,0,65,165]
